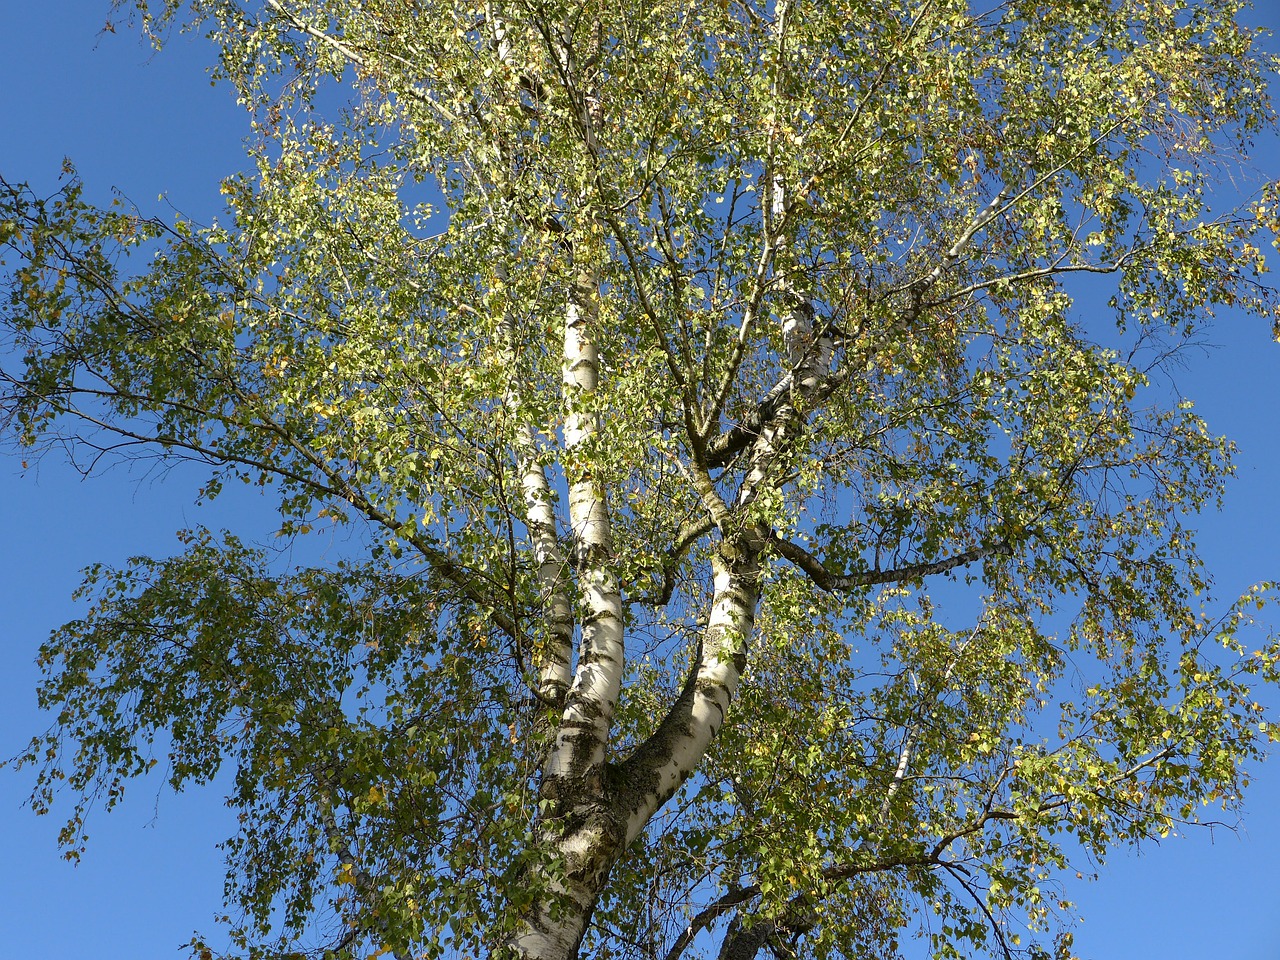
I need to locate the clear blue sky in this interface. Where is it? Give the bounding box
[1,2,1279,957]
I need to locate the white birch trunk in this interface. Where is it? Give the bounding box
[506,267,629,960]
[514,421,575,705]
[504,549,762,958]
[546,267,625,790]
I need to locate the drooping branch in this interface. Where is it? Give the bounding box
[2,371,519,636]
[263,0,463,124]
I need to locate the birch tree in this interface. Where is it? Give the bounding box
[4,1,1280,958]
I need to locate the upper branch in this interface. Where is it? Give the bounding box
[771,534,1012,592]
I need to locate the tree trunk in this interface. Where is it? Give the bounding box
[503,807,626,960]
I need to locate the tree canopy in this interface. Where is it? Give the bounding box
[4,1,1280,958]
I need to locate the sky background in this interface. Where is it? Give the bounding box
[1,2,1280,957]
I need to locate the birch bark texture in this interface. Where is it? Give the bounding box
[4,1,1280,959]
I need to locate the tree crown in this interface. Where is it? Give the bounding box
[4,1,1280,958]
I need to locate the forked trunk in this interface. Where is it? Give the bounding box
[505,550,763,959]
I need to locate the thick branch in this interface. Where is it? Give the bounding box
[703,373,792,469]
[665,852,938,960]
[626,515,716,609]
[615,549,761,845]
[771,534,1012,592]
